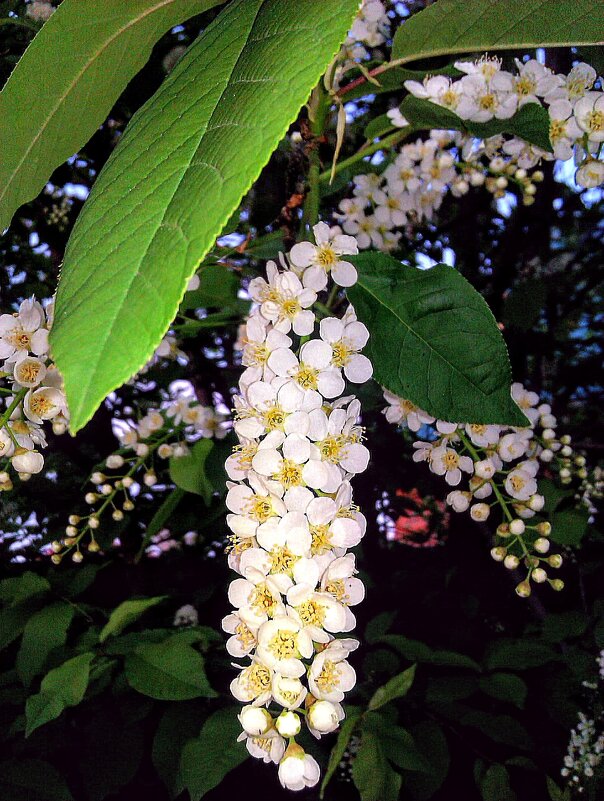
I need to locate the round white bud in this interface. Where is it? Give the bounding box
[239,705,272,736]
[509,519,525,535]
[275,711,301,738]
[307,701,340,733]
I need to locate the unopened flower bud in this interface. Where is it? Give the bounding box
[542,428,555,440]
[504,554,519,570]
[100,483,112,495]
[91,472,105,484]
[239,705,272,736]
[497,523,510,538]
[158,444,173,459]
[470,503,490,521]
[105,454,124,469]
[65,525,78,537]
[51,554,62,565]
[540,448,554,463]
[144,471,157,487]
[123,499,135,511]
[528,494,545,512]
[534,537,550,554]
[122,476,134,488]
[515,580,531,597]
[509,519,525,535]
[491,546,506,562]
[112,509,124,521]
[307,701,340,733]
[68,515,81,525]
[548,554,563,568]
[275,710,301,737]
[51,540,62,553]
[88,515,100,529]
[72,550,84,563]
[536,522,551,536]
[532,567,547,583]
[84,492,97,505]
[88,540,100,553]
[135,443,149,457]
[549,578,564,591]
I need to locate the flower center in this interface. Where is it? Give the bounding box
[441,88,459,108]
[270,546,296,574]
[243,663,271,695]
[16,362,41,384]
[331,340,352,367]
[319,435,345,463]
[268,630,298,660]
[509,474,526,493]
[515,76,536,96]
[250,583,277,616]
[281,298,301,319]
[247,496,275,523]
[586,110,604,133]
[263,405,286,431]
[442,451,459,470]
[310,524,332,555]
[274,459,303,488]
[316,659,341,693]
[470,424,487,436]
[295,364,319,391]
[29,394,55,416]
[316,245,337,269]
[549,119,566,142]
[235,622,256,650]
[479,93,497,112]
[296,599,326,627]
[325,579,349,604]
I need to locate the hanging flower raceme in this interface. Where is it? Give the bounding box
[382,384,586,597]
[336,58,604,252]
[0,297,68,491]
[51,396,229,563]
[223,223,371,790]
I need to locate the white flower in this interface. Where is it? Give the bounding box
[307,700,344,736]
[289,222,358,289]
[271,674,307,710]
[511,383,540,424]
[11,448,44,474]
[25,1,54,22]
[405,75,464,112]
[173,604,198,627]
[386,107,409,128]
[498,431,531,462]
[382,391,435,430]
[457,74,518,123]
[239,706,273,736]
[548,100,583,160]
[0,428,15,458]
[240,728,286,764]
[470,502,490,521]
[275,710,301,737]
[447,490,471,512]
[268,340,345,399]
[249,261,317,336]
[465,423,501,447]
[228,573,286,627]
[576,159,604,188]
[222,611,259,657]
[545,62,596,104]
[0,298,48,362]
[573,92,604,142]
[256,616,314,678]
[230,661,273,704]
[318,315,372,383]
[505,467,537,501]
[308,641,357,702]
[278,745,320,792]
[430,446,473,486]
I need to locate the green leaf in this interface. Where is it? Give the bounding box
[485,638,559,670]
[0,0,225,231]
[0,572,50,604]
[320,706,362,798]
[99,595,166,642]
[153,703,207,798]
[50,0,360,433]
[546,776,571,801]
[180,264,240,311]
[352,730,402,801]
[0,759,74,801]
[365,611,397,644]
[25,652,94,736]
[179,708,247,800]
[348,252,528,426]
[405,721,450,800]
[369,664,416,710]
[170,439,214,503]
[399,95,553,152]
[124,636,216,700]
[479,673,527,709]
[551,506,589,546]
[342,64,461,102]
[16,602,74,687]
[391,0,604,65]
[480,764,516,801]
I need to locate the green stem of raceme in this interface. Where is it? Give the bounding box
[318,127,412,184]
[458,430,531,559]
[0,388,27,434]
[301,85,330,236]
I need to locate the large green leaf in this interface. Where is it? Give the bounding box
[25,652,94,736]
[348,252,528,426]
[352,729,402,801]
[0,759,74,801]
[399,95,553,152]
[368,664,416,711]
[99,595,166,642]
[124,635,216,700]
[16,602,74,687]
[50,0,359,433]
[179,708,247,800]
[0,0,225,231]
[391,0,604,65]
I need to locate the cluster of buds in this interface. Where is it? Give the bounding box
[224,223,372,791]
[51,398,228,562]
[382,383,586,597]
[0,298,68,490]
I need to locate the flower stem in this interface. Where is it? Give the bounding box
[317,127,412,184]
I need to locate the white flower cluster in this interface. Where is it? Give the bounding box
[334,0,391,87]
[25,1,54,22]
[382,383,581,596]
[561,712,604,790]
[52,397,228,563]
[0,298,68,489]
[336,128,548,248]
[223,223,371,791]
[406,58,604,188]
[337,58,604,248]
